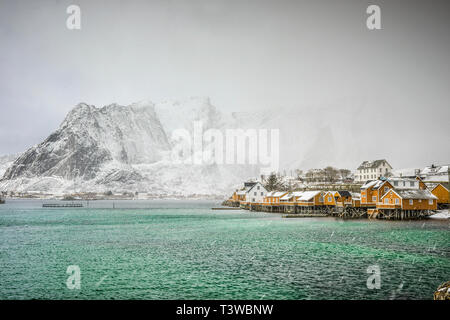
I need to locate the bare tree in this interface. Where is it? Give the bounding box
[339,169,351,180]
[323,166,339,183]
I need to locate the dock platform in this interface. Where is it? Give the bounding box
[282,214,328,218]
[42,203,83,208]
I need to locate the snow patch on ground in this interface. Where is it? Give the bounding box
[429,209,450,219]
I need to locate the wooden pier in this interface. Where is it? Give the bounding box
[232,200,438,220]
[42,203,83,208]
[241,202,333,216]
[233,201,435,220]
[368,208,434,220]
[282,213,328,218]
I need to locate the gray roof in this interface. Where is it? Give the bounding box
[337,191,351,197]
[394,189,437,200]
[424,182,448,192]
[357,159,391,170]
[361,179,385,190]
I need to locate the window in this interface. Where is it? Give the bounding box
[429,199,433,205]
[328,197,332,202]
[394,181,398,186]
[254,192,256,196]
[410,182,415,187]
[252,198,255,202]
[261,192,263,196]
[257,186,260,190]
[384,186,389,193]
[418,199,421,203]
[409,199,413,205]
[403,182,406,187]
[384,198,389,204]
[372,196,376,202]
[395,198,399,204]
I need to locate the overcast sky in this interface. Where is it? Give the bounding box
[0,0,449,170]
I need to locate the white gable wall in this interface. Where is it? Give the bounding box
[245,182,267,203]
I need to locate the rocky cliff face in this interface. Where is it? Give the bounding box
[3,102,170,181]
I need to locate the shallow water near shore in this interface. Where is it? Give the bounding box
[0,199,448,300]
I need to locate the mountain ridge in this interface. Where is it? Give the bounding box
[0,97,261,196]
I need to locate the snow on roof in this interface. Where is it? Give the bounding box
[373,180,390,190]
[386,177,420,189]
[361,180,379,189]
[280,193,293,201]
[422,175,449,183]
[389,177,417,182]
[279,191,306,200]
[298,191,321,201]
[393,189,437,200]
[361,179,394,190]
[421,165,449,175]
[392,168,419,177]
[245,182,265,193]
[266,191,286,197]
[236,190,247,195]
[425,182,449,192]
[357,159,391,170]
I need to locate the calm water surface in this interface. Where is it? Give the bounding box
[0,199,448,299]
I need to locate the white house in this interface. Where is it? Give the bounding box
[420,164,449,183]
[388,177,421,189]
[245,182,267,203]
[355,159,393,182]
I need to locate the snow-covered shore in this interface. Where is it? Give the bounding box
[429,209,450,219]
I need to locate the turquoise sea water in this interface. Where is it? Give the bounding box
[0,199,448,300]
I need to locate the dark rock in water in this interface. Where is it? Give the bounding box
[434,281,450,300]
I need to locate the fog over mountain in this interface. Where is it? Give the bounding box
[0,0,449,184]
[0,96,380,195]
[0,98,264,195]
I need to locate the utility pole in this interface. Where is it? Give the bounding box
[447,166,450,191]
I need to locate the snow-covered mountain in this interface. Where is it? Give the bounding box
[0,97,260,196]
[0,96,369,197]
[0,154,19,178]
[3,102,170,181]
